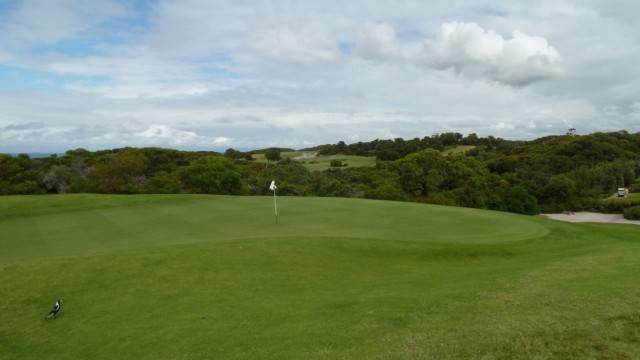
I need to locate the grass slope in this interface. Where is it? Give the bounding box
[1,195,639,359]
[441,145,476,156]
[252,151,376,171]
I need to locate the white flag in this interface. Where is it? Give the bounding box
[269,180,277,191]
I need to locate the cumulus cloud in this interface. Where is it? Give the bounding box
[425,22,562,86]
[139,125,221,145]
[91,124,233,149]
[0,122,82,144]
[2,1,640,153]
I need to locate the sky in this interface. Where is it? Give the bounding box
[1,0,639,153]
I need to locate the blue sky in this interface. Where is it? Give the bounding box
[1,0,639,152]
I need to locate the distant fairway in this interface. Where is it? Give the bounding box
[1,195,639,359]
[252,151,376,171]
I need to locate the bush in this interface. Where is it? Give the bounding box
[264,149,281,162]
[366,184,408,202]
[623,206,640,220]
[597,198,640,213]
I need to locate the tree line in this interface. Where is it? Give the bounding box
[2,131,640,217]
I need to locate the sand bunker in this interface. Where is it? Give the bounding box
[542,212,640,226]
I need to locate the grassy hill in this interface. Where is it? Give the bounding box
[441,145,476,156]
[2,195,640,359]
[252,151,377,171]
[251,147,474,172]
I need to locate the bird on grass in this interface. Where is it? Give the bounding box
[45,299,61,319]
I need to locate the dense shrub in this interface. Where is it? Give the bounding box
[623,206,640,220]
[593,198,640,213]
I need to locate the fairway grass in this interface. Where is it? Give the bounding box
[252,151,377,171]
[1,195,640,359]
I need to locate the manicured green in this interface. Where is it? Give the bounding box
[1,195,639,359]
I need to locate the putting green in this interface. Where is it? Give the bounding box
[1,195,639,359]
[0,195,547,261]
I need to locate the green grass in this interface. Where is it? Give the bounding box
[296,154,377,171]
[252,146,477,171]
[2,195,640,359]
[441,145,476,156]
[250,151,302,162]
[253,147,476,171]
[252,151,376,171]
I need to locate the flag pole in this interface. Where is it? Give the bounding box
[270,180,278,224]
[273,187,278,224]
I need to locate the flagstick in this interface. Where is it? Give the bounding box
[273,188,278,224]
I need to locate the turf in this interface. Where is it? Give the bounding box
[1,195,639,359]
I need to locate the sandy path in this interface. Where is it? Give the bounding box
[542,212,640,226]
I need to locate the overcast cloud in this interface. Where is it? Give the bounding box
[1,0,639,152]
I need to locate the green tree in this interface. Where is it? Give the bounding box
[145,171,181,194]
[224,148,245,159]
[83,152,150,193]
[502,185,540,215]
[316,178,351,197]
[176,156,243,194]
[264,149,281,162]
[542,174,576,205]
[0,154,21,194]
[391,149,447,198]
[444,153,490,208]
[42,165,77,193]
[367,183,408,201]
[0,154,45,195]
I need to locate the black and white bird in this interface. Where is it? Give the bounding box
[45,299,61,319]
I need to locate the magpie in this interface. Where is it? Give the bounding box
[45,299,61,319]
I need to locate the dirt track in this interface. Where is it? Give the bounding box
[542,212,640,226]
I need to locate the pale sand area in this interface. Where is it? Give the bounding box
[542,212,640,226]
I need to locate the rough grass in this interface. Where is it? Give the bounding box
[1,195,639,359]
[441,145,476,156]
[252,151,376,171]
[296,154,377,171]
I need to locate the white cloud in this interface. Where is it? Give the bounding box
[0,0,129,48]
[135,125,232,147]
[356,22,403,61]
[48,47,217,99]
[1,0,640,153]
[252,26,339,67]
[425,22,562,86]
[490,122,516,131]
[0,122,83,147]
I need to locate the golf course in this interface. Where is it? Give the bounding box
[1,194,639,359]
